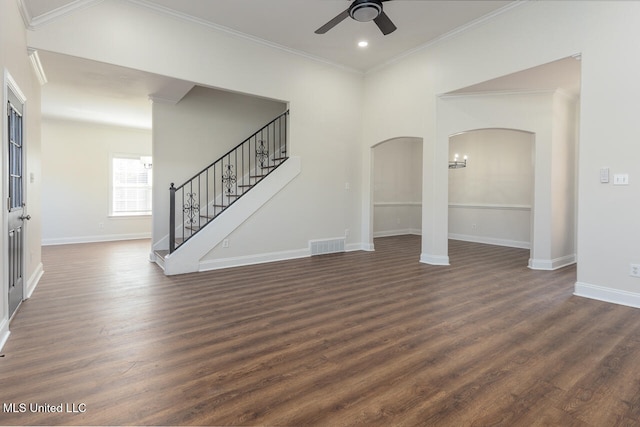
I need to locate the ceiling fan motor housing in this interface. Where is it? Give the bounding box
[349,0,383,22]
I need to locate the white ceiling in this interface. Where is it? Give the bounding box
[21,0,580,129]
[24,0,516,72]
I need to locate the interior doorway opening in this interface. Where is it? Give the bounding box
[448,128,535,263]
[371,137,423,251]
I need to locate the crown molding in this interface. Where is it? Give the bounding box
[439,87,579,101]
[125,0,363,75]
[20,0,104,30]
[27,48,48,85]
[438,88,558,99]
[16,0,33,30]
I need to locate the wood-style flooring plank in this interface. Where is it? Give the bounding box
[1,236,640,426]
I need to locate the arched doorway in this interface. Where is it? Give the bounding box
[448,128,535,260]
[370,137,423,251]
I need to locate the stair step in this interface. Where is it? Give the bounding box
[261,165,278,170]
[238,184,252,188]
[226,194,241,198]
[250,175,267,179]
[186,225,202,232]
[155,249,169,258]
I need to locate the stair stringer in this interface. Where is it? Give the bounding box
[163,156,301,275]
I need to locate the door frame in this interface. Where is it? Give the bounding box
[4,69,28,321]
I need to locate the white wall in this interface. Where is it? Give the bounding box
[41,118,151,244]
[363,1,638,306]
[373,138,422,237]
[27,0,364,265]
[448,128,533,249]
[152,85,287,251]
[1,0,43,346]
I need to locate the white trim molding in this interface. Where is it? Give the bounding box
[0,318,10,352]
[374,229,422,238]
[449,233,530,250]
[199,241,373,272]
[574,282,640,309]
[27,49,47,85]
[448,203,531,211]
[42,232,151,246]
[374,201,422,207]
[528,254,576,270]
[18,0,104,30]
[199,248,309,272]
[25,262,44,299]
[420,253,450,266]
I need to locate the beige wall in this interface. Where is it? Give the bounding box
[41,118,152,244]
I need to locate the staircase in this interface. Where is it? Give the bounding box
[154,110,293,273]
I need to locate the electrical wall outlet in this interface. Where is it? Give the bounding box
[222,239,229,248]
[631,264,640,278]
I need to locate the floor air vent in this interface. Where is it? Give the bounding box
[310,238,345,256]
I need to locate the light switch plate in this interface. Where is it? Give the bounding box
[613,174,629,185]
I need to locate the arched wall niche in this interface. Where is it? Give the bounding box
[366,136,423,250]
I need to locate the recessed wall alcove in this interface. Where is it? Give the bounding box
[370,137,423,250]
[448,128,534,250]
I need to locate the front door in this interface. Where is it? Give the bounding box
[7,89,26,318]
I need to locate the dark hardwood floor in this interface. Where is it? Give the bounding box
[1,236,640,426]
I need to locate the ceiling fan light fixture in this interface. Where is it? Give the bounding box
[349,0,382,22]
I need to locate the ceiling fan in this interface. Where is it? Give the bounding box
[315,0,397,36]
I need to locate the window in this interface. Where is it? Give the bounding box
[111,154,152,216]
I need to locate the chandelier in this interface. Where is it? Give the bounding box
[449,153,467,169]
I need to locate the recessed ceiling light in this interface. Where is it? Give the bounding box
[358,40,369,48]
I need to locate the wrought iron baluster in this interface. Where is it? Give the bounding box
[256,140,269,168]
[183,190,200,227]
[223,162,236,196]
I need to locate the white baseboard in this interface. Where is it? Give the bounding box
[42,232,151,246]
[199,241,374,272]
[528,254,576,271]
[448,233,530,249]
[199,248,310,272]
[346,243,372,252]
[0,318,10,352]
[574,281,640,309]
[420,253,450,266]
[25,262,44,299]
[373,229,422,238]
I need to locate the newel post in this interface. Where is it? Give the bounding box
[169,183,176,253]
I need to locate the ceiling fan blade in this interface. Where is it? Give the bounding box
[315,9,350,34]
[373,10,397,35]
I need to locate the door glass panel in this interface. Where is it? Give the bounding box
[8,104,23,210]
